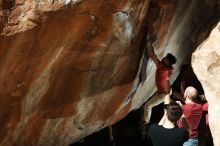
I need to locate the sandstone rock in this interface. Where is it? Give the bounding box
[0,0,219,145]
[192,22,220,146]
[0,0,150,145]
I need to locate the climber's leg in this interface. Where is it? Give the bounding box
[143,93,164,123]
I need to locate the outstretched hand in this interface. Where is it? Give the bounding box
[146,32,159,65]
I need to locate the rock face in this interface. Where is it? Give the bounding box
[0,0,219,146]
[192,22,220,146]
[0,1,149,146]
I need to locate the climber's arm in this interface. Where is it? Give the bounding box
[147,34,159,66]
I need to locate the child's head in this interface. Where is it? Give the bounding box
[162,53,177,66]
[166,101,183,123]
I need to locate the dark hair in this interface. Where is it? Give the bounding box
[166,101,183,123]
[166,53,177,65]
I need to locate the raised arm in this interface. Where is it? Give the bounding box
[164,93,171,104]
[158,94,171,125]
[147,34,159,65]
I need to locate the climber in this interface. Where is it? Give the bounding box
[147,33,177,94]
[143,33,177,123]
[147,94,190,146]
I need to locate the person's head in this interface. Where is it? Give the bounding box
[184,86,198,102]
[162,53,177,66]
[166,101,183,123]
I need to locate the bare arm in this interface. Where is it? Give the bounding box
[164,93,171,104]
[180,81,185,95]
[159,94,170,125]
[171,81,186,103]
[147,34,159,65]
[180,114,192,135]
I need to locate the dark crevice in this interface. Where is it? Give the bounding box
[70,108,146,146]
[172,64,204,95]
[73,120,86,131]
[139,52,148,85]
[1,0,15,10]
[78,12,99,53]
[0,0,15,32]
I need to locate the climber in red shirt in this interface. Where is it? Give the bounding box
[147,33,177,94]
[143,34,177,124]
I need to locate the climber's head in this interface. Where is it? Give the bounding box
[162,53,177,66]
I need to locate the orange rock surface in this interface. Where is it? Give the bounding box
[0,0,219,145]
